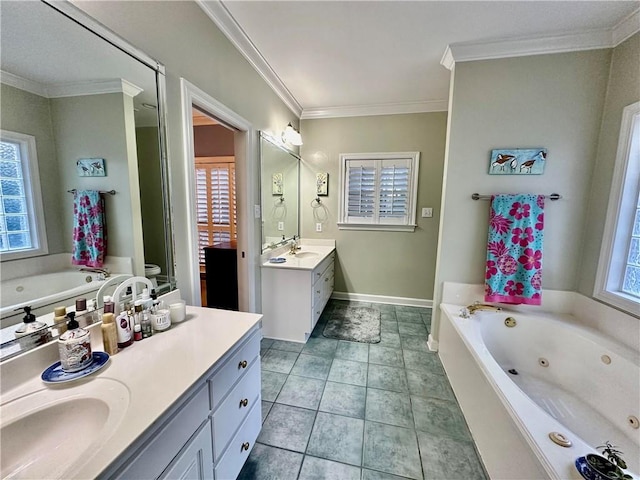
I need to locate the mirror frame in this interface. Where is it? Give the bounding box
[44,0,176,290]
[259,131,301,252]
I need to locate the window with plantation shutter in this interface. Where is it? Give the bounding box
[339,152,419,232]
[195,156,236,266]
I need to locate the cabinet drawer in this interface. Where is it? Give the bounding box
[212,360,260,460]
[312,252,335,284]
[214,402,261,480]
[210,330,260,409]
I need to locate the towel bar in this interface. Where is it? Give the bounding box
[471,193,561,201]
[67,189,116,195]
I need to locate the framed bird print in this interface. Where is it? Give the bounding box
[77,158,106,177]
[488,148,547,175]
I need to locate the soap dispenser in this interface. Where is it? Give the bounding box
[14,306,51,349]
[58,312,93,372]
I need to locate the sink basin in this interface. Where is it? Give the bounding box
[288,251,319,259]
[0,378,129,479]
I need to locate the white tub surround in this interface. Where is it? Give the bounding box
[438,283,639,480]
[261,239,335,342]
[0,305,262,479]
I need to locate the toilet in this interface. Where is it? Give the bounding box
[144,264,162,288]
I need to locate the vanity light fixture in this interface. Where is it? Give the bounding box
[282,122,303,146]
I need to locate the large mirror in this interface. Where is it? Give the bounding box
[0,1,174,355]
[260,133,300,251]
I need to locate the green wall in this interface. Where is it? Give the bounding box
[578,33,640,296]
[300,113,447,301]
[432,48,614,341]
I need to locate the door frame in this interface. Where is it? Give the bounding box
[180,78,257,312]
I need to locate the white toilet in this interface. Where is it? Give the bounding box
[145,264,162,288]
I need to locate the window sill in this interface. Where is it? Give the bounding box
[593,289,640,318]
[337,223,416,232]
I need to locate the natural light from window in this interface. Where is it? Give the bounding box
[595,102,640,314]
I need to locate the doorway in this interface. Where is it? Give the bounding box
[180,78,257,312]
[191,108,238,308]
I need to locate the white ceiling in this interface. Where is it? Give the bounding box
[199,0,639,118]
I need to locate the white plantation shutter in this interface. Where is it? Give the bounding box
[339,153,419,231]
[346,161,376,222]
[195,157,236,266]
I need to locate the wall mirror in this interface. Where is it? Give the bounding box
[0,0,175,358]
[260,133,300,252]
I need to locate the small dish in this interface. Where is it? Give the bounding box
[575,456,596,480]
[41,351,109,384]
[269,257,286,264]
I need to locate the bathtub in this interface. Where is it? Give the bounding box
[0,270,110,329]
[439,303,640,480]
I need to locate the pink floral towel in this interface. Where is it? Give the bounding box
[71,190,106,268]
[485,194,544,305]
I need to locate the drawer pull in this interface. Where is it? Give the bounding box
[324,277,329,282]
[238,360,248,369]
[316,272,321,277]
[241,442,250,452]
[316,290,321,294]
[239,398,249,408]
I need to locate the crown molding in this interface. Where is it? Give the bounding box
[0,70,48,97]
[196,0,302,118]
[1,72,143,99]
[301,100,448,119]
[613,7,640,46]
[47,79,143,98]
[441,10,640,70]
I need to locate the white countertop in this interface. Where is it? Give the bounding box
[0,306,262,479]
[261,245,335,271]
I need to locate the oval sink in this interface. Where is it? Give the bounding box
[289,251,319,259]
[1,378,129,479]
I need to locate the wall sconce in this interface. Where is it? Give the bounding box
[282,122,303,146]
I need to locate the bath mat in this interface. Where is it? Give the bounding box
[323,307,381,343]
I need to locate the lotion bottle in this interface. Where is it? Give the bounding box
[101,313,118,355]
[58,312,92,372]
[115,311,133,348]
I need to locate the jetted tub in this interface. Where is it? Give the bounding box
[0,270,110,328]
[439,303,640,480]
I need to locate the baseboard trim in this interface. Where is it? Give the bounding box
[331,291,433,309]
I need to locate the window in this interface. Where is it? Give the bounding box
[338,152,420,231]
[0,130,47,260]
[595,101,640,314]
[195,156,236,266]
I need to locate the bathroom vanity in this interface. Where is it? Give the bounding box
[0,304,262,480]
[261,240,335,342]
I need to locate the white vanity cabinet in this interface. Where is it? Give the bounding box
[262,248,335,342]
[106,327,261,480]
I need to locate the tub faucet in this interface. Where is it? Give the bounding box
[465,301,502,315]
[79,267,110,280]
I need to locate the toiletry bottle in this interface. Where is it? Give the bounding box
[141,288,153,310]
[15,306,51,349]
[141,309,153,338]
[58,312,92,372]
[134,300,144,326]
[115,311,133,348]
[133,324,142,342]
[152,306,171,332]
[53,306,68,336]
[75,297,88,318]
[101,313,118,355]
[103,296,115,314]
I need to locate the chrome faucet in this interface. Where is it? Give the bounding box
[460,301,501,318]
[79,267,110,280]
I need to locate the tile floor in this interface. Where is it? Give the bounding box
[238,300,487,480]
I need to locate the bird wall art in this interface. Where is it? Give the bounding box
[76,158,106,177]
[489,149,547,175]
